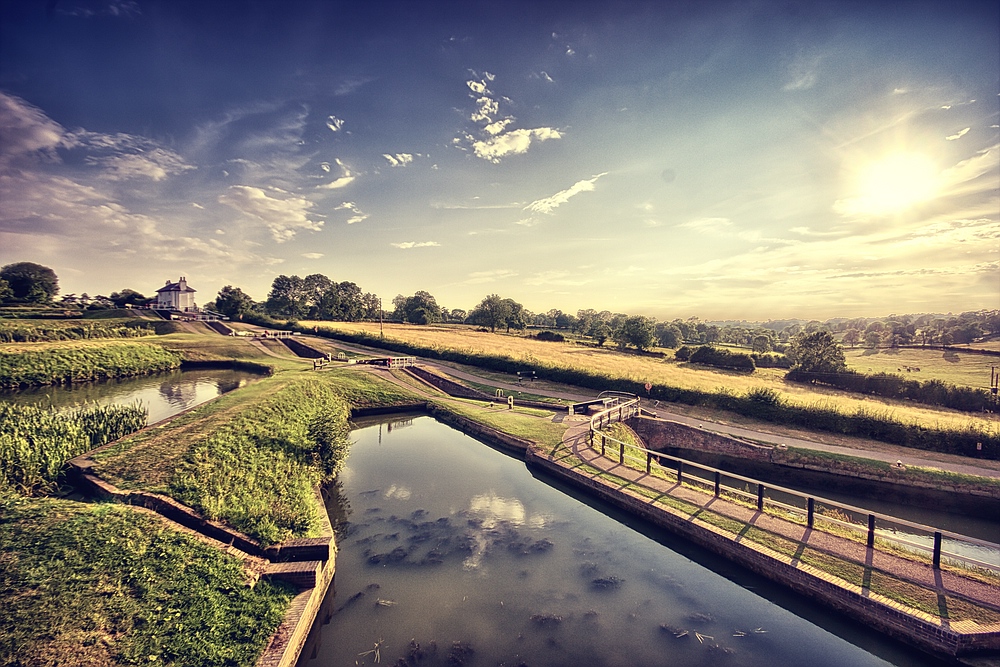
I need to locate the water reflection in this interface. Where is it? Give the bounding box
[302,416,935,667]
[0,368,262,423]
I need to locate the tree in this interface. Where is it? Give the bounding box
[109,289,148,308]
[0,279,13,303]
[503,298,527,333]
[655,323,683,349]
[265,274,307,319]
[611,315,656,351]
[394,291,442,324]
[750,334,772,354]
[842,329,861,348]
[789,331,847,375]
[214,285,255,319]
[0,262,59,303]
[469,294,511,332]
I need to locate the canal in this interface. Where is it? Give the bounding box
[0,366,263,423]
[302,414,937,667]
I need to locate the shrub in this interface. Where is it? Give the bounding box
[751,352,792,368]
[535,330,565,342]
[675,345,694,361]
[688,345,756,372]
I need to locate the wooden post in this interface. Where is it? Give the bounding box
[646,452,652,474]
[757,484,765,511]
[714,471,721,497]
[601,435,606,457]
[807,498,815,528]
[619,440,625,464]
[676,460,683,484]
[867,514,876,549]
[933,532,942,569]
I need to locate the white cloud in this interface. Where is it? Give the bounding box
[391,241,440,249]
[945,127,970,141]
[473,127,562,163]
[218,185,323,242]
[317,159,355,189]
[524,172,607,216]
[335,201,369,224]
[326,115,345,132]
[678,217,733,232]
[383,153,414,167]
[783,53,821,91]
[302,252,324,259]
[466,80,488,95]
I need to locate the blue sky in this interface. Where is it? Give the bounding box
[1,0,997,319]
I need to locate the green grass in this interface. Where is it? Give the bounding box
[91,369,418,545]
[0,495,294,667]
[0,340,181,388]
[437,398,568,447]
[0,401,147,494]
[845,346,998,389]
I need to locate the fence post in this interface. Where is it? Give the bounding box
[714,471,721,497]
[757,484,765,512]
[677,460,683,484]
[933,532,942,569]
[807,498,815,528]
[646,452,652,474]
[619,440,625,464]
[867,514,876,549]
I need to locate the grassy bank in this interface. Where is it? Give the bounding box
[91,369,417,544]
[0,494,294,667]
[299,322,1000,459]
[0,340,181,388]
[0,401,147,494]
[0,318,156,343]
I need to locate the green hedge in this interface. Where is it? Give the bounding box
[303,325,999,459]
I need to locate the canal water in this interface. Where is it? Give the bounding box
[0,367,262,423]
[302,415,936,667]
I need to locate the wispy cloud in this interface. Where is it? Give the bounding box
[302,252,324,259]
[945,127,970,141]
[326,115,345,132]
[391,241,440,249]
[783,52,822,91]
[520,172,608,222]
[317,159,355,189]
[335,201,369,224]
[218,185,323,242]
[464,269,517,284]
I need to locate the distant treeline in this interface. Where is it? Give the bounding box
[786,369,996,414]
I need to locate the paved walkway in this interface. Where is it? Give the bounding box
[549,417,1000,615]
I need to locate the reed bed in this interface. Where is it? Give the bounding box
[0,340,181,388]
[0,401,147,494]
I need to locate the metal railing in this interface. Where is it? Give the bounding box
[587,400,1000,574]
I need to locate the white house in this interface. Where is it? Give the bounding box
[155,277,197,312]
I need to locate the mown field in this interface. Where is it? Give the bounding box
[305,321,1000,436]
[844,346,997,389]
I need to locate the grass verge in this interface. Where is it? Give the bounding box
[91,369,418,545]
[0,494,293,667]
[0,340,181,388]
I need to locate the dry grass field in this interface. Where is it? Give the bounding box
[305,321,1000,435]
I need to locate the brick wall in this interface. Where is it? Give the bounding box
[629,415,773,461]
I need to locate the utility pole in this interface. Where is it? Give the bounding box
[379,298,384,338]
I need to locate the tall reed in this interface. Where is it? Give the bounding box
[0,401,147,494]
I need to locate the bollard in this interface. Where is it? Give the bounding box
[933,532,942,569]
[714,471,721,497]
[807,498,815,528]
[676,460,683,484]
[601,435,606,457]
[646,452,652,474]
[757,484,765,512]
[867,514,876,549]
[619,440,625,464]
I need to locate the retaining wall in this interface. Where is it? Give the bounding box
[525,447,1000,659]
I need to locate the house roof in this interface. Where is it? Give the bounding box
[156,281,196,293]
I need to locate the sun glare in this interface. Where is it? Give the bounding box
[843,152,940,217]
